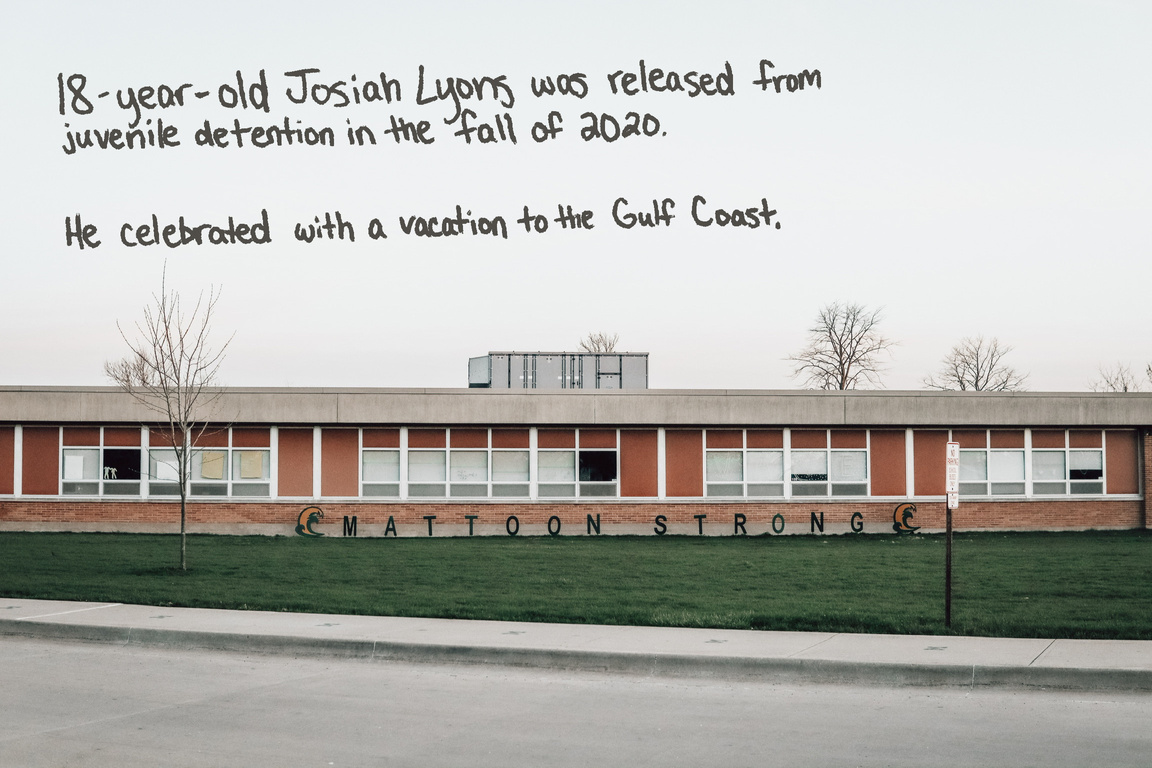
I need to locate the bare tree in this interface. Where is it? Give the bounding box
[105,273,231,570]
[924,336,1027,391]
[788,302,895,389]
[1089,363,1142,393]
[579,332,619,354]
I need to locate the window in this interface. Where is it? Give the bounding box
[400,429,532,498]
[831,451,868,496]
[61,428,142,496]
[187,430,271,497]
[990,451,1025,495]
[62,448,101,495]
[705,450,743,497]
[705,430,860,497]
[492,450,530,497]
[450,450,488,497]
[1032,444,1103,495]
[362,450,400,497]
[231,450,271,496]
[791,449,867,497]
[1070,450,1103,494]
[578,449,617,496]
[538,430,616,497]
[538,450,575,497]
[407,450,446,496]
[148,448,181,496]
[959,448,1024,496]
[958,446,1022,495]
[1031,451,1066,495]
[747,450,784,496]
[790,450,829,496]
[958,450,987,496]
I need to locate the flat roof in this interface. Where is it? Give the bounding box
[2,386,1151,428]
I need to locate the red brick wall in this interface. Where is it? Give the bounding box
[1,497,1142,535]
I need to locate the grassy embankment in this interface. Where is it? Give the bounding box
[1,530,1149,639]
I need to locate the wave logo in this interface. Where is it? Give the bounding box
[892,503,920,534]
[296,506,325,537]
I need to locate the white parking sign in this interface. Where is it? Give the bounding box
[946,441,960,509]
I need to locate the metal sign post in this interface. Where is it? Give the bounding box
[944,442,960,629]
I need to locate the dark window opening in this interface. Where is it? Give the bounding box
[103,448,142,481]
[578,450,617,482]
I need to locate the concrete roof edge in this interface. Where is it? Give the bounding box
[2,387,1151,427]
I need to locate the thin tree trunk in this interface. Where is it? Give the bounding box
[180,499,187,571]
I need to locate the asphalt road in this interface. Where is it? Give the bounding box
[2,636,1150,767]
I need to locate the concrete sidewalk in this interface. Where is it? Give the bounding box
[2,598,1150,691]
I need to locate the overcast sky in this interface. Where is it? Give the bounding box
[2,1,1149,391]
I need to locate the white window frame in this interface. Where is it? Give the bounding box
[1029,430,1105,496]
[537,429,618,498]
[360,428,401,498]
[60,426,147,497]
[703,429,868,498]
[396,428,534,499]
[186,428,271,498]
[703,429,786,498]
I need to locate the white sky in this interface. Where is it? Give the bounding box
[1,1,1149,391]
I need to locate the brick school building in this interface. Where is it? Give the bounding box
[0,387,1147,537]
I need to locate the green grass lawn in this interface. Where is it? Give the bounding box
[1,530,1149,639]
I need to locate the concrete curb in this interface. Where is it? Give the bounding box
[4,617,1151,692]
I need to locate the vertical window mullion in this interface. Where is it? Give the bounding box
[783,428,792,498]
[270,426,279,499]
[141,426,150,500]
[399,427,408,499]
[742,429,748,497]
[1099,428,1108,495]
[529,427,538,500]
[57,425,63,496]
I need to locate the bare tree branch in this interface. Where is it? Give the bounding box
[924,336,1027,391]
[788,302,895,389]
[1089,363,1142,392]
[578,332,620,354]
[105,269,232,570]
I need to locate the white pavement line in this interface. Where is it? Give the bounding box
[1028,639,1058,666]
[15,603,123,621]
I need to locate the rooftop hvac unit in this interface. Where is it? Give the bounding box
[467,352,649,389]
